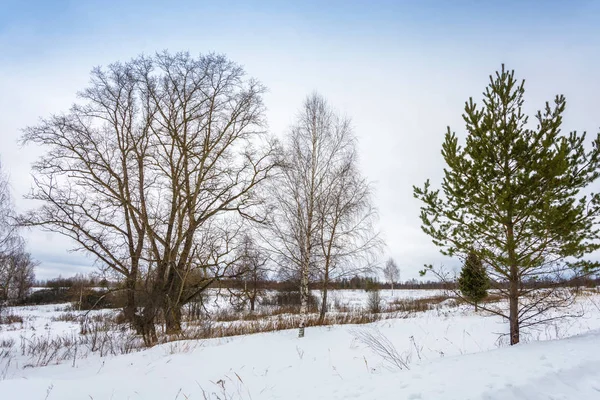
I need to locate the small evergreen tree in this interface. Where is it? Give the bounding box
[458,252,489,311]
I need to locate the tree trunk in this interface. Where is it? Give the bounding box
[506,212,520,345]
[298,258,310,338]
[164,304,182,334]
[509,265,520,345]
[319,266,330,323]
[474,302,478,312]
[137,280,164,346]
[163,263,184,334]
[139,305,158,347]
[298,286,308,338]
[249,295,256,312]
[247,281,256,313]
[163,285,183,334]
[123,275,141,332]
[319,284,328,323]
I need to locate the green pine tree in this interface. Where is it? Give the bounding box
[414,65,600,345]
[458,252,489,311]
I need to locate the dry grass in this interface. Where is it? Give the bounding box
[17,322,144,368]
[0,290,500,372]
[385,292,507,314]
[352,328,410,370]
[50,312,80,322]
[199,372,252,400]
[573,287,600,297]
[0,338,15,361]
[387,295,453,313]
[0,313,24,325]
[180,311,394,341]
[212,305,316,322]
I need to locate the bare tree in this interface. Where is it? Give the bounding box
[0,250,36,304]
[0,160,19,256]
[265,93,380,335]
[315,133,381,322]
[21,51,278,344]
[264,95,324,338]
[382,258,400,296]
[229,234,269,312]
[0,160,36,306]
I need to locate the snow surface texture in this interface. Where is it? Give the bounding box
[1,290,600,399]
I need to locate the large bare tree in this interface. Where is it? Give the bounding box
[21,51,278,344]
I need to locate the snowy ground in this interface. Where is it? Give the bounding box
[1,289,600,399]
[199,288,449,313]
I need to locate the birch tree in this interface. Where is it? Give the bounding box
[382,258,400,296]
[266,93,380,335]
[315,139,381,322]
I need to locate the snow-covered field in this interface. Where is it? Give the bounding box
[199,289,449,313]
[1,289,600,399]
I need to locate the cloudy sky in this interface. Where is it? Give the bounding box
[1,0,599,280]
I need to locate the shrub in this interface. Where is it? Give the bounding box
[367,290,382,313]
[260,290,318,311]
[388,295,452,313]
[458,252,490,311]
[75,290,114,310]
[22,288,70,305]
[352,328,410,370]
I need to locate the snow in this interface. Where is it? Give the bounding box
[1,290,600,399]
[314,288,447,311]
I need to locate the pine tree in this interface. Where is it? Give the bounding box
[458,252,489,311]
[414,65,600,345]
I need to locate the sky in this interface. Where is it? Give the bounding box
[1,0,599,281]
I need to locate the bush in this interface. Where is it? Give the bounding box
[364,278,380,292]
[388,295,451,313]
[23,287,123,310]
[260,290,318,311]
[22,288,70,305]
[367,290,382,313]
[75,290,115,310]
